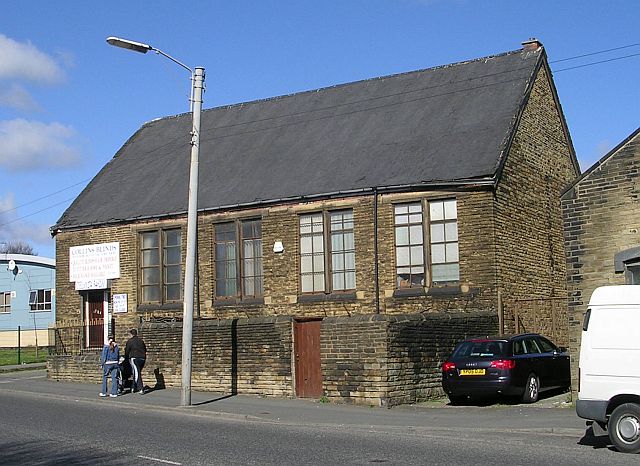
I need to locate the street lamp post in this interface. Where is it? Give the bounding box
[106,36,204,406]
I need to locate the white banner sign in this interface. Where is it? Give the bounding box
[113,293,128,313]
[75,279,108,290]
[69,242,120,282]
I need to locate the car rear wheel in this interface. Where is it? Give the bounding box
[609,403,640,454]
[522,374,539,403]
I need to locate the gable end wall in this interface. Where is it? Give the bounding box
[494,66,578,345]
[562,132,640,389]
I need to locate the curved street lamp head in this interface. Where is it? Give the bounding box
[106,36,192,73]
[106,36,152,54]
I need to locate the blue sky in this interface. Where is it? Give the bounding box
[1,0,638,259]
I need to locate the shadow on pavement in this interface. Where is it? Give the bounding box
[192,393,236,406]
[577,425,614,451]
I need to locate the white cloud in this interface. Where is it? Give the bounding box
[0,83,41,112]
[0,193,15,216]
[0,119,81,170]
[578,140,612,171]
[595,140,612,158]
[10,219,54,244]
[0,193,54,257]
[0,34,65,84]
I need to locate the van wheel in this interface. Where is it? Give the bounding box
[609,403,640,454]
[522,374,539,403]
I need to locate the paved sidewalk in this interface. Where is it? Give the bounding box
[0,362,46,373]
[0,368,587,436]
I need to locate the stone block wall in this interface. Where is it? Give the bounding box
[47,352,102,384]
[320,311,497,406]
[385,312,498,406]
[321,314,389,406]
[49,311,497,406]
[562,130,640,389]
[494,66,578,334]
[138,316,293,396]
[54,187,507,355]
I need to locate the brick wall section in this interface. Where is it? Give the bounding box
[55,190,505,339]
[49,316,294,396]
[50,312,496,406]
[47,353,102,383]
[321,314,389,406]
[562,132,640,389]
[385,312,498,406]
[494,66,578,334]
[320,312,497,406]
[376,191,499,314]
[140,317,293,396]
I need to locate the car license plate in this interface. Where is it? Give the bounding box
[459,369,485,376]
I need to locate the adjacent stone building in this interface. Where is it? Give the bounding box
[49,40,579,406]
[562,127,640,389]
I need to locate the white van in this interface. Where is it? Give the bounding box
[577,285,640,454]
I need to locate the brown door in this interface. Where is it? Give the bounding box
[294,320,323,398]
[86,291,104,349]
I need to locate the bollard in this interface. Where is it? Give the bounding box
[17,325,21,365]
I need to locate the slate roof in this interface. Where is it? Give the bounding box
[54,46,546,232]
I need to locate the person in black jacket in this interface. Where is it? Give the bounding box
[124,328,147,394]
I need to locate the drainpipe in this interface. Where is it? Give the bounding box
[374,187,380,314]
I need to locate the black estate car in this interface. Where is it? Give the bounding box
[441,333,570,404]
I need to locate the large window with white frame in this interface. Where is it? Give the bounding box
[394,198,459,289]
[29,289,52,311]
[0,292,11,313]
[300,210,356,294]
[140,228,182,304]
[214,219,263,299]
[429,199,460,282]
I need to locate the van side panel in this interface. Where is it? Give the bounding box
[579,304,640,404]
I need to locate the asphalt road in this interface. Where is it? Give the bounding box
[0,370,636,465]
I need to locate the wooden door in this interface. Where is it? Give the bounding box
[294,320,323,398]
[86,291,104,349]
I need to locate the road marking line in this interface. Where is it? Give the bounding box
[137,455,182,465]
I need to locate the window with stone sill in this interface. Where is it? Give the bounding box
[214,219,263,299]
[140,228,182,304]
[299,209,356,294]
[394,199,459,289]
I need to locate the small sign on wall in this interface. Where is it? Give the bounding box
[69,242,120,282]
[113,293,128,313]
[75,279,108,290]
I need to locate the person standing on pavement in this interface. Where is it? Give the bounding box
[99,337,120,398]
[124,328,147,394]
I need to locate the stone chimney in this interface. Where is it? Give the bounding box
[521,38,543,51]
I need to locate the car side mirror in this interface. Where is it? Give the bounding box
[558,347,567,353]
